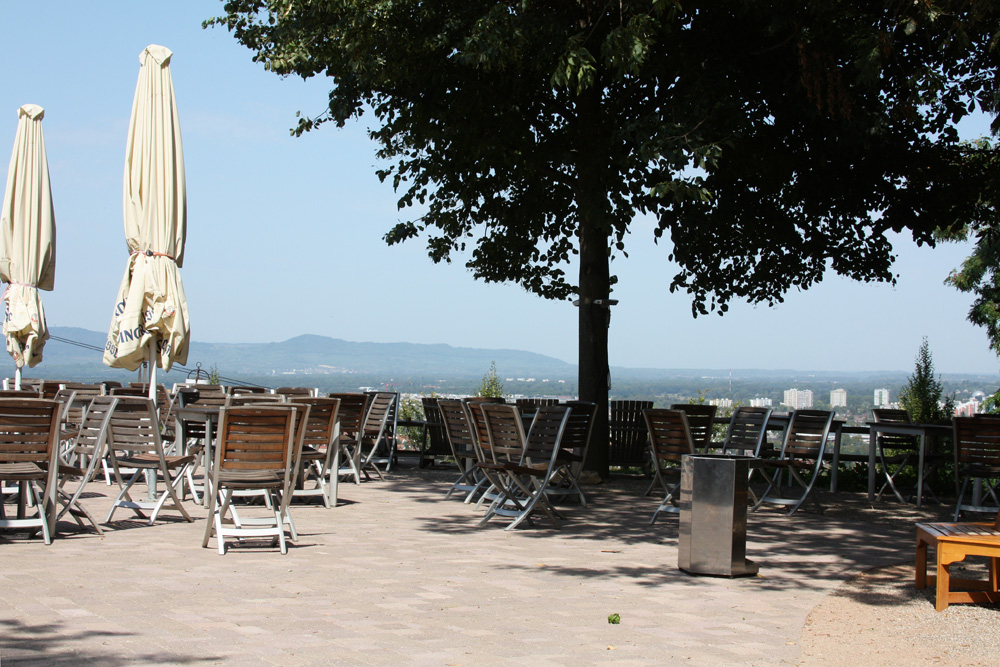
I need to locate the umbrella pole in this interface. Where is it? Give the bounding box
[146,339,158,501]
[148,340,158,402]
[14,366,21,390]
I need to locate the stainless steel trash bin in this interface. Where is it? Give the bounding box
[678,454,759,577]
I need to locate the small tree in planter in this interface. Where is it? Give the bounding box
[898,338,955,425]
[478,361,504,399]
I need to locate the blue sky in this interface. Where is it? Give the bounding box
[1,2,997,375]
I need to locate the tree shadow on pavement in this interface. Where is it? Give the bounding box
[0,618,222,665]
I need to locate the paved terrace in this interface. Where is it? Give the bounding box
[0,462,984,665]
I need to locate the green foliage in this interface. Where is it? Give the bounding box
[207,1,1000,312]
[939,140,1000,359]
[397,395,426,450]
[208,364,221,385]
[898,338,956,424]
[608,613,621,625]
[477,361,504,398]
[980,388,1000,414]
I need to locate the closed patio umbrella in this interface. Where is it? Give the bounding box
[103,45,189,398]
[0,104,56,388]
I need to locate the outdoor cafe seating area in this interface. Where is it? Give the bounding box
[2,379,1000,614]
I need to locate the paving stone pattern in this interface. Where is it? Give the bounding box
[0,465,927,665]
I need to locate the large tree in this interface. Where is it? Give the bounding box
[210,0,1000,475]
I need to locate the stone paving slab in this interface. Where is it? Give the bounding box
[0,465,927,665]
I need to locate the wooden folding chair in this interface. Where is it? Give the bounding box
[202,405,303,555]
[545,400,596,507]
[105,397,194,525]
[329,392,369,485]
[609,400,653,471]
[357,392,396,480]
[644,409,696,524]
[720,406,773,503]
[54,396,118,535]
[671,403,719,453]
[465,397,508,509]
[873,408,946,504]
[753,409,834,516]
[290,397,341,507]
[953,415,1000,520]
[479,404,571,531]
[438,398,485,502]
[0,398,61,544]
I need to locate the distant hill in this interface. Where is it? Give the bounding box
[39,327,575,382]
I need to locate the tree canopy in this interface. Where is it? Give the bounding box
[210,0,1000,473]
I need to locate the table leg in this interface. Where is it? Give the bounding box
[917,432,927,508]
[868,425,877,502]
[830,428,842,492]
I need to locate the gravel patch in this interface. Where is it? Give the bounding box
[800,561,1000,665]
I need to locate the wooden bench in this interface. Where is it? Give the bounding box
[915,511,1000,611]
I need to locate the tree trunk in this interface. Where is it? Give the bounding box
[578,221,611,478]
[574,84,612,479]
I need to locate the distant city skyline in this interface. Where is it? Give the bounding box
[2,3,998,375]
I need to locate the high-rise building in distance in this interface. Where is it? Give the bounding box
[830,388,847,408]
[783,388,814,409]
[874,388,890,407]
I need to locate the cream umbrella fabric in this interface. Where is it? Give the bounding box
[0,103,56,372]
[104,44,189,376]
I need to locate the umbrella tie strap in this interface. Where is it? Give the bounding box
[132,250,176,262]
[0,282,36,303]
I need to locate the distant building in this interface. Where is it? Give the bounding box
[874,388,890,407]
[783,388,814,409]
[749,397,773,408]
[830,388,847,408]
[954,398,982,417]
[709,398,733,409]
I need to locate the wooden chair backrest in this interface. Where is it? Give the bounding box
[560,400,597,462]
[463,397,505,455]
[107,397,162,456]
[291,397,340,450]
[226,394,285,407]
[954,415,1000,468]
[610,400,653,465]
[523,405,571,469]
[61,382,105,397]
[421,396,449,456]
[53,388,80,426]
[228,385,268,395]
[0,398,61,466]
[39,381,70,400]
[362,392,395,437]
[480,403,526,464]
[328,392,369,441]
[671,404,718,451]
[70,396,118,461]
[276,386,316,399]
[515,398,559,410]
[872,407,918,451]
[781,410,834,461]
[437,399,476,459]
[215,405,297,476]
[643,409,694,464]
[722,406,772,456]
[0,388,40,398]
[182,385,228,407]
